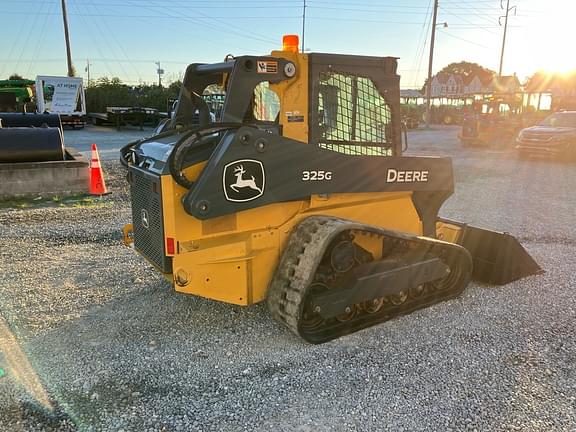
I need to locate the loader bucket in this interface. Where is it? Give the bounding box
[436,219,543,285]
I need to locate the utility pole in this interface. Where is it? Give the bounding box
[301,0,307,52]
[498,0,516,76]
[61,0,74,76]
[85,59,91,86]
[155,61,164,87]
[425,0,439,129]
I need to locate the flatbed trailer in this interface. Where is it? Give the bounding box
[87,106,160,130]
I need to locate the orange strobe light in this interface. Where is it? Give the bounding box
[282,35,299,53]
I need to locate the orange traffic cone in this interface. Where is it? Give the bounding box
[89,143,108,195]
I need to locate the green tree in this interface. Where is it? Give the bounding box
[438,61,495,81]
[168,80,182,93]
[85,77,181,112]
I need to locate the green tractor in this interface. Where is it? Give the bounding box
[0,79,35,112]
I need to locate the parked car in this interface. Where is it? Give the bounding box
[516,111,576,160]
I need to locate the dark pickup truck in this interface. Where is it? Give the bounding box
[516,111,576,160]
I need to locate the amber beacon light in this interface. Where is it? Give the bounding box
[282,35,299,53]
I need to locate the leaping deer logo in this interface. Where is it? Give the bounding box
[230,164,263,193]
[223,159,265,202]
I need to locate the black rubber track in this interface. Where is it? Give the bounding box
[267,216,472,344]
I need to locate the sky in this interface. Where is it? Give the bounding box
[0,0,573,89]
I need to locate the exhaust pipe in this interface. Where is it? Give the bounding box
[436,219,543,285]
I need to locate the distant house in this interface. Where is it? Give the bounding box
[430,73,465,97]
[464,75,483,95]
[446,74,464,96]
[429,72,519,98]
[430,73,449,97]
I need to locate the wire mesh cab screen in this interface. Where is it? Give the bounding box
[309,53,401,156]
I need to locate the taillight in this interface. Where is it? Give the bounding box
[166,237,176,255]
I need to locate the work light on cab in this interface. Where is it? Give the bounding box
[282,35,299,53]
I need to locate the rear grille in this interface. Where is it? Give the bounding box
[129,168,172,272]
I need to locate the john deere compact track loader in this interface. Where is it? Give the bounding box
[121,36,541,343]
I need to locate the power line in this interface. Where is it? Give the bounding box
[13,0,48,75]
[0,11,301,19]
[309,0,433,8]
[26,1,56,76]
[83,0,142,81]
[414,10,433,88]
[120,0,276,61]
[410,0,432,70]
[307,17,425,25]
[307,6,431,14]
[139,0,278,45]
[440,10,499,35]
[441,0,506,4]
[410,0,433,88]
[74,0,131,78]
[69,0,116,77]
[8,0,43,76]
[0,58,193,64]
[437,29,492,49]
[443,2,502,28]
[1,0,536,84]
[0,6,32,76]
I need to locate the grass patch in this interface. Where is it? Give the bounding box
[0,193,106,210]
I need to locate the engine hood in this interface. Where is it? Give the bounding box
[524,125,576,135]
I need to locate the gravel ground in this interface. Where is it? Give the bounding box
[0,126,575,431]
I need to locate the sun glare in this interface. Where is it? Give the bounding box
[507,0,576,77]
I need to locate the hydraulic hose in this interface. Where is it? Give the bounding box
[167,123,256,189]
